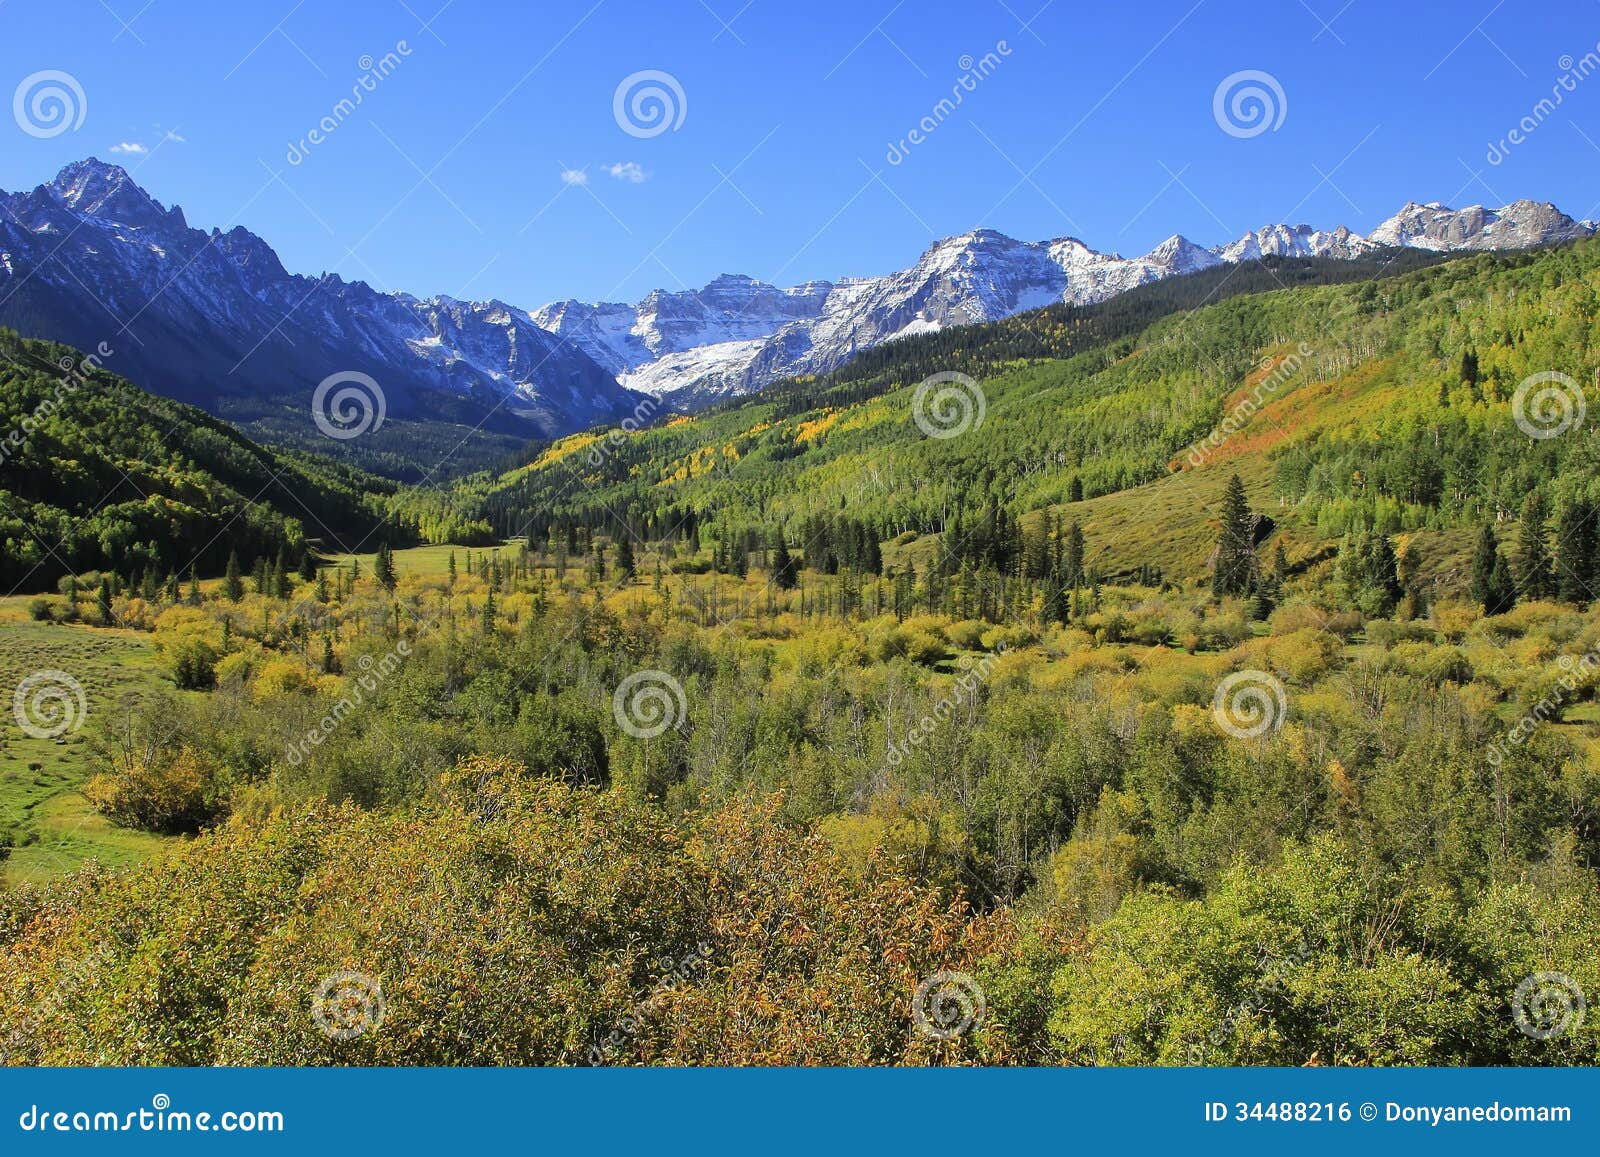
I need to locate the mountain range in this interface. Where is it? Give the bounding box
[534,201,1595,406]
[1,158,1594,469]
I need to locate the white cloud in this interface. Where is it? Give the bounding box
[604,161,647,183]
[560,168,589,187]
[109,142,148,156]
[163,130,186,144]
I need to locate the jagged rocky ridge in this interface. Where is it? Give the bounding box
[0,159,645,447]
[534,201,1595,406]
[2,159,1593,426]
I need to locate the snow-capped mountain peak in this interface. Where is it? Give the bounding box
[4,159,1595,425]
[0,158,644,443]
[540,198,1591,405]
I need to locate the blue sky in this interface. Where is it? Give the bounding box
[4,0,1599,306]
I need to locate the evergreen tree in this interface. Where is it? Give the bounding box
[223,552,244,602]
[96,576,113,624]
[1554,499,1596,604]
[1068,476,1084,503]
[299,550,317,583]
[772,537,798,590]
[1515,491,1554,600]
[1062,522,1085,588]
[374,544,397,593]
[1212,473,1256,598]
[1368,534,1403,612]
[186,568,201,606]
[615,534,636,580]
[1471,522,1515,616]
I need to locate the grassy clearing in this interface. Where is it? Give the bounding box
[322,542,497,578]
[0,612,170,882]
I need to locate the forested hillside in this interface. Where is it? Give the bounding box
[0,330,413,591]
[429,240,1597,605]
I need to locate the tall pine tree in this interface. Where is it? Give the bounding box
[1212,473,1256,598]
